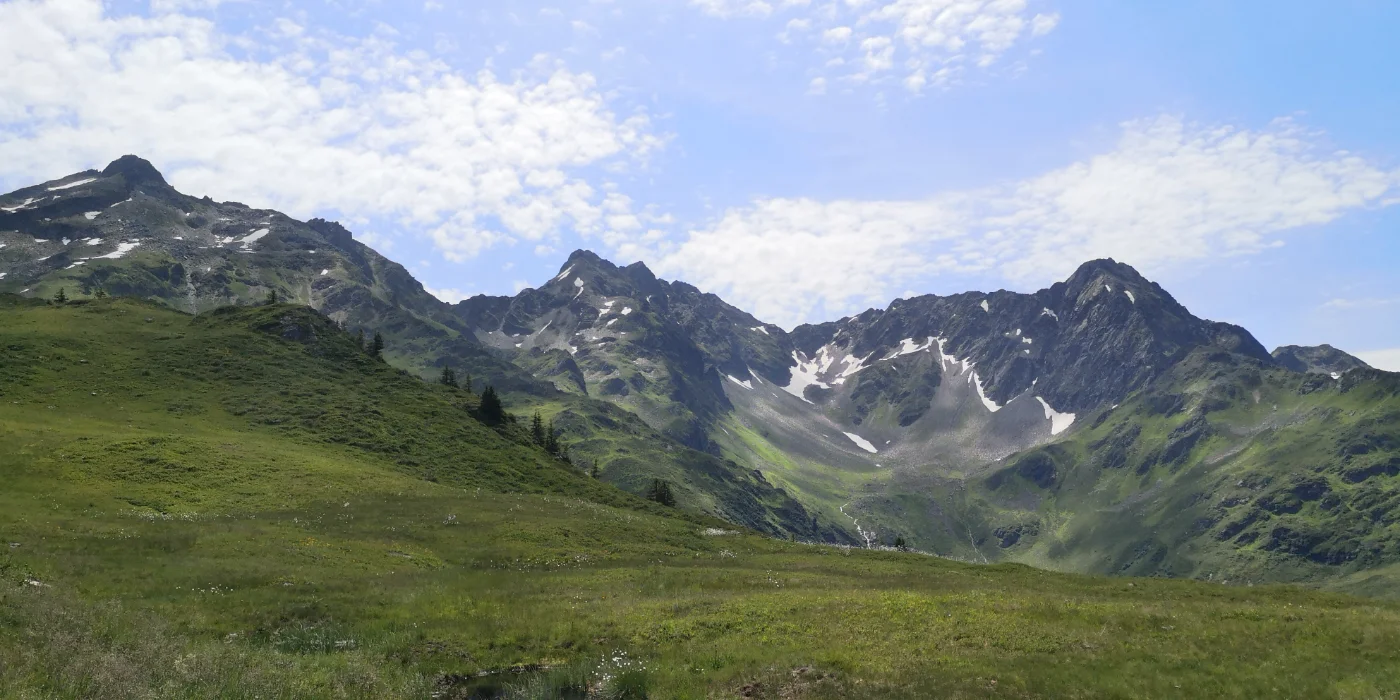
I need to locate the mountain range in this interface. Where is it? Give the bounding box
[3,156,1398,592]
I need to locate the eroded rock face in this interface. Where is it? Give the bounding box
[782,259,1273,416]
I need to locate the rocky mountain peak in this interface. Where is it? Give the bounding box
[1272,344,1371,376]
[101,155,169,188]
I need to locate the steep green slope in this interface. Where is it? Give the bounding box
[971,349,1400,590]
[0,162,830,540]
[4,298,1400,697]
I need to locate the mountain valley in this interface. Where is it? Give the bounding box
[4,158,1400,695]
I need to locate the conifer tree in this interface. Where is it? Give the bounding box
[439,365,458,388]
[53,288,67,304]
[478,386,505,424]
[370,331,385,360]
[94,287,107,299]
[462,373,473,394]
[590,463,600,479]
[544,419,560,455]
[266,288,278,304]
[531,411,546,446]
[647,479,676,507]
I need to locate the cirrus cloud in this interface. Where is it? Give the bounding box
[689,0,1061,92]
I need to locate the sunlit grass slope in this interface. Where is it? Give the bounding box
[3,297,1400,698]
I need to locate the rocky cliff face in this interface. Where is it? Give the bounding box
[779,259,1272,418]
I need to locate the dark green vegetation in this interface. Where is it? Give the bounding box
[6,298,1400,697]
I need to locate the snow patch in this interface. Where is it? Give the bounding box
[573,277,584,288]
[320,269,329,276]
[88,241,140,260]
[980,299,990,312]
[66,261,85,269]
[620,307,632,315]
[606,318,617,327]
[970,371,1002,413]
[1022,337,1033,345]
[1125,290,1136,304]
[83,211,100,220]
[831,353,873,385]
[727,375,754,390]
[1041,307,1059,321]
[47,177,96,191]
[1105,284,1112,292]
[843,432,879,454]
[884,336,934,361]
[751,326,769,335]
[1035,397,1076,435]
[1,197,39,212]
[1331,372,1341,380]
[552,264,575,282]
[239,228,270,247]
[0,273,5,280]
[781,349,832,403]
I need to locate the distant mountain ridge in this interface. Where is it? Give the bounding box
[6,156,1400,589]
[1272,344,1371,377]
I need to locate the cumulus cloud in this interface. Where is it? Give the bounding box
[0,0,664,262]
[651,116,1400,327]
[689,0,1059,92]
[424,286,476,304]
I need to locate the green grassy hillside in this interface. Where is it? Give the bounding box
[3,297,1400,697]
[972,349,1400,591]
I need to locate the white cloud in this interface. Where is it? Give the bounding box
[651,116,1400,328]
[1323,298,1399,310]
[689,0,775,18]
[424,286,475,304]
[0,0,665,263]
[1356,349,1400,373]
[690,0,1060,92]
[1030,12,1060,36]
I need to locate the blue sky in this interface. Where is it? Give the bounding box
[1,0,1398,367]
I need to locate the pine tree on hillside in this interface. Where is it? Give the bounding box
[462,373,474,394]
[647,479,676,507]
[266,288,278,304]
[370,332,385,360]
[93,288,107,299]
[478,386,505,425]
[53,288,67,304]
[531,411,546,446]
[544,419,560,455]
[439,365,458,388]
[355,329,365,351]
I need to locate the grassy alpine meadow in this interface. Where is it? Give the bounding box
[2,296,1400,699]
